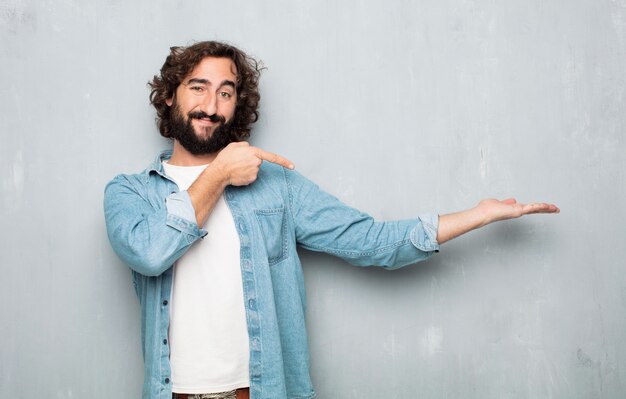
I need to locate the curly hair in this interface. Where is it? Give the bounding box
[149,41,262,140]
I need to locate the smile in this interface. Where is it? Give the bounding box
[193,117,218,126]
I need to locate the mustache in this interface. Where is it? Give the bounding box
[188,111,226,124]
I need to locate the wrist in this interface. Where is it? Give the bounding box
[207,160,231,188]
[471,204,491,228]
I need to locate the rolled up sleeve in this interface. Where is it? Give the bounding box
[165,191,207,237]
[410,214,440,253]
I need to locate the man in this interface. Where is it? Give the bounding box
[104,41,559,399]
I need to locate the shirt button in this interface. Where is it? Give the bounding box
[164,378,170,384]
[248,299,255,309]
[162,300,168,306]
[163,339,167,345]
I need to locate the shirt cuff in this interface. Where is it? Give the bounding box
[410,214,440,253]
[165,191,207,238]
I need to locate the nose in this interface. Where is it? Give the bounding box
[199,92,217,116]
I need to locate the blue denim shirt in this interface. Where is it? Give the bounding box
[103,150,440,399]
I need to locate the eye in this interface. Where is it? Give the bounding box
[219,91,233,99]
[188,85,206,94]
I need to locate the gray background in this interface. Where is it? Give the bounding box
[2,0,625,398]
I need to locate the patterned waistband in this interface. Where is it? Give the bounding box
[174,390,237,399]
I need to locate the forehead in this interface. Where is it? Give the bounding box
[185,57,238,82]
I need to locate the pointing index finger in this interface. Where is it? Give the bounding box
[255,149,295,170]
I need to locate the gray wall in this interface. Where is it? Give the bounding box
[2,1,625,398]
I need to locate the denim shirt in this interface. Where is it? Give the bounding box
[103,150,440,399]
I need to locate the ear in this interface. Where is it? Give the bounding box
[165,90,176,107]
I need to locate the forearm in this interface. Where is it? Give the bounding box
[187,162,229,226]
[436,207,487,244]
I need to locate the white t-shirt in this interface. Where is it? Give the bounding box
[162,161,250,394]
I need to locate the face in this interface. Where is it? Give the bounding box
[166,57,238,154]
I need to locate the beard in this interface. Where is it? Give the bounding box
[169,102,238,155]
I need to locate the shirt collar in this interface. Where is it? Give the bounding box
[144,149,173,182]
[148,149,173,174]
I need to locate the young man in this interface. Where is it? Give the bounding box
[104,41,559,399]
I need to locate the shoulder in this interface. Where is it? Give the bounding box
[258,161,311,185]
[258,160,285,175]
[105,151,169,193]
[255,161,289,187]
[105,168,150,193]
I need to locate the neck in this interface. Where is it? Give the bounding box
[168,140,219,166]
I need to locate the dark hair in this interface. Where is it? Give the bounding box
[149,41,262,140]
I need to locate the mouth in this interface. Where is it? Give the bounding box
[194,117,216,125]
[188,111,226,126]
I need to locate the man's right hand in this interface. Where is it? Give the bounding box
[213,142,295,186]
[187,142,294,227]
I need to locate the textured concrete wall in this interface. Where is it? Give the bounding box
[2,1,625,397]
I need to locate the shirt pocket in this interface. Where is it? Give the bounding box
[254,207,288,266]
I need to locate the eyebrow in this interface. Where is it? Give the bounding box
[187,78,236,89]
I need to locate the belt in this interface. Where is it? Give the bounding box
[173,388,249,399]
